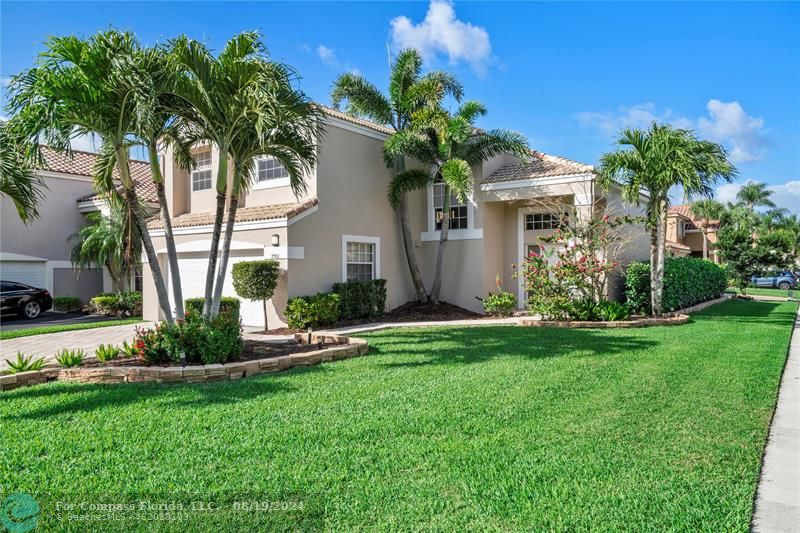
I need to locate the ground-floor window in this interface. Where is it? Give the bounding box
[342,236,380,282]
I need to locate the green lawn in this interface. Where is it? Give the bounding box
[725,286,796,298]
[0,317,143,340]
[0,300,796,531]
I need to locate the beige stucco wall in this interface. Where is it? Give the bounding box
[1,173,94,261]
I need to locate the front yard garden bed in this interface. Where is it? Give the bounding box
[0,333,366,391]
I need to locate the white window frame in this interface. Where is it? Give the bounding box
[524,212,569,231]
[253,156,291,190]
[421,183,482,242]
[341,235,380,282]
[191,150,212,192]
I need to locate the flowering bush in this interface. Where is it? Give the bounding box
[481,275,517,316]
[133,308,242,365]
[515,212,631,320]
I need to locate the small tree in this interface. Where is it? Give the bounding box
[231,260,282,331]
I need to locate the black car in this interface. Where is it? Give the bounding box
[0,281,53,319]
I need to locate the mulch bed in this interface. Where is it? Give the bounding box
[249,327,305,336]
[336,301,484,328]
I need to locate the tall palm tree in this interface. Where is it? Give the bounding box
[689,199,724,260]
[7,30,176,323]
[71,199,141,289]
[597,123,735,315]
[737,182,775,211]
[384,101,530,305]
[170,32,320,319]
[0,121,46,223]
[211,68,320,319]
[331,49,463,304]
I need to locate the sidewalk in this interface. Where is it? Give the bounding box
[752,305,800,532]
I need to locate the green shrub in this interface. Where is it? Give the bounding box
[90,291,142,315]
[95,343,120,363]
[184,297,241,320]
[597,301,631,321]
[134,310,242,365]
[285,293,341,329]
[232,260,282,330]
[331,279,387,321]
[53,296,82,312]
[55,348,86,368]
[624,257,727,314]
[4,352,46,373]
[120,340,138,358]
[482,277,517,317]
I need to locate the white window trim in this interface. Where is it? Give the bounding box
[252,156,291,190]
[191,150,213,192]
[524,211,569,231]
[341,235,380,282]
[421,183,482,242]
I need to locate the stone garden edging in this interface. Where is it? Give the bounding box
[518,294,730,329]
[0,333,368,392]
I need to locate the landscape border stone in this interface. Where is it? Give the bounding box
[0,333,368,392]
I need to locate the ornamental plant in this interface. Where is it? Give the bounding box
[481,275,518,316]
[515,212,632,320]
[232,260,282,331]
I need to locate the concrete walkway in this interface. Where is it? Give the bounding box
[0,323,145,370]
[752,305,800,532]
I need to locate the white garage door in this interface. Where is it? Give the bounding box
[0,261,47,288]
[168,251,264,327]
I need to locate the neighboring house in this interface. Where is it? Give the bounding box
[0,147,156,302]
[666,205,721,262]
[142,107,649,328]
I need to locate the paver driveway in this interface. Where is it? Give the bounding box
[0,323,146,370]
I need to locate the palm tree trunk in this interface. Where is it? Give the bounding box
[429,186,450,306]
[203,151,229,319]
[149,147,184,318]
[648,219,658,315]
[210,183,239,319]
[653,200,668,316]
[395,157,427,303]
[702,228,709,260]
[117,148,174,324]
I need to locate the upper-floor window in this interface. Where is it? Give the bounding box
[525,212,568,231]
[433,178,468,230]
[257,156,289,182]
[191,150,212,191]
[685,220,698,231]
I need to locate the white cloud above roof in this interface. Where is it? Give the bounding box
[390,0,492,74]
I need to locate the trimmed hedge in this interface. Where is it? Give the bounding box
[90,291,142,316]
[285,293,340,330]
[332,279,387,321]
[53,296,82,312]
[624,257,727,314]
[185,297,241,320]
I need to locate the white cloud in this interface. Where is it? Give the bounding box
[712,180,799,215]
[697,100,767,163]
[390,0,492,74]
[576,99,768,164]
[316,45,338,67]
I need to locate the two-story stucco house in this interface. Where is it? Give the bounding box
[142,107,649,328]
[666,205,721,262]
[0,147,156,301]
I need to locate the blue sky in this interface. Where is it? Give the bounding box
[2,1,798,212]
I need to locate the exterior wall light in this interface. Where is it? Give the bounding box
[271,234,280,247]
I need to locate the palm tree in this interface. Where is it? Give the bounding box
[71,199,141,289]
[0,121,46,223]
[597,123,735,315]
[331,49,463,304]
[170,32,320,319]
[7,31,176,322]
[689,199,724,260]
[737,182,775,211]
[385,101,530,305]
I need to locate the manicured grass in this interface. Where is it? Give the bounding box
[725,287,796,298]
[0,318,143,340]
[0,300,796,531]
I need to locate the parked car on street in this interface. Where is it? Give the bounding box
[0,281,53,318]
[750,271,797,290]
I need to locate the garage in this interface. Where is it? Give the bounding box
[167,250,265,327]
[0,255,47,289]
